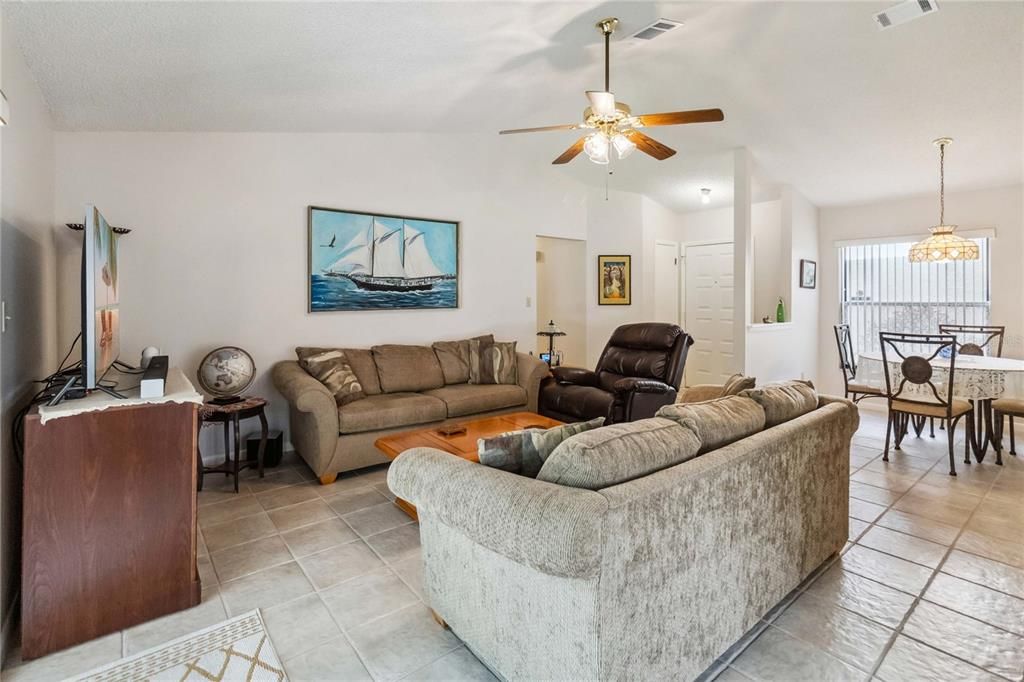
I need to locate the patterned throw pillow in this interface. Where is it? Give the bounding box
[295,347,365,406]
[433,335,494,385]
[478,417,605,477]
[722,373,756,395]
[468,339,518,385]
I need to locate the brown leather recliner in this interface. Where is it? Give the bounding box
[539,322,695,424]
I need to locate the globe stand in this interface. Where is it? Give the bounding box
[210,395,244,406]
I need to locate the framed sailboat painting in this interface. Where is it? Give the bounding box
[308,206,459,312]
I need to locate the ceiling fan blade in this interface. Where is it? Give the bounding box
[624,130,676,160]
[552,137,586,165]
[586,90,616,117]
[637,108,725,127]
[499,124,580,135]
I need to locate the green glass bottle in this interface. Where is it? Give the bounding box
[776,297,786,323]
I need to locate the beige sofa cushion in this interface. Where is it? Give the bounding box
[338,392,446,434]
[423,384,527,418]
[341,348,382,396]
[739,381,818,428]
[657,396,765,453]
[433,335,494,385]
[537,417,701,490]
[371,344,445,393]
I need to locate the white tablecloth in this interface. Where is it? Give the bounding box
[858,351,1024,401]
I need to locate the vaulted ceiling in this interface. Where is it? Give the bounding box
[7,1,1022,210]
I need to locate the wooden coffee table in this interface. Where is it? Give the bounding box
[375,411,563,519]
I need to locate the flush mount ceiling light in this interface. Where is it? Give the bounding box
[908,137,979,263]
[498,17,724,165]
[700,188,711,204]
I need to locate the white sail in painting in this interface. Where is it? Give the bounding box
[325,224,372,275]
[403,225,445,278]
[372,220,404,278]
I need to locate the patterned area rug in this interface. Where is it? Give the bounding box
[74,610,286,681]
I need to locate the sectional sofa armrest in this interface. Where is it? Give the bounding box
[272,361,339,475]
[551,366,600,387]
[517,352,550,413]
[388,448,608,579]
[676,384,727,403]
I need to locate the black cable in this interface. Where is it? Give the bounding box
[56,332,82,374]
[11,334,86,468]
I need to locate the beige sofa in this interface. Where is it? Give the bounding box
[273,343,549,483]
[388,392,858,680]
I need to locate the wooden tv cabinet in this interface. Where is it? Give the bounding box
[21,400,201,659]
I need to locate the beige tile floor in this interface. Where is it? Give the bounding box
[2,409,1022,681]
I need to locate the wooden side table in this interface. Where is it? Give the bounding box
[198,396,268,493]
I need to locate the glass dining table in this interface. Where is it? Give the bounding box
[857,351,1024,460]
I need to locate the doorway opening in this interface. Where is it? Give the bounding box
[535,236,586,367]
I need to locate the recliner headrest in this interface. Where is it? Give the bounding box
[607,323,684,351]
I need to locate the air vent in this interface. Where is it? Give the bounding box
[874,0,938,30]
[628,18,683,42]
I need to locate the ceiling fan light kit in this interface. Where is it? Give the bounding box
[498,17,724,165]
[908,137,979,263]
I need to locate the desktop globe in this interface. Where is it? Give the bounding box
[197,346,255,404]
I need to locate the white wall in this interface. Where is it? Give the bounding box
[751,200,784,323]
[582,189,675,368]
[52,133,589,454]
[817,184,1024,395]
[0,16,57,657]
[584,189,643,368]
[535,236,586,366]
[745,188,820,384]
[678,191,820,385]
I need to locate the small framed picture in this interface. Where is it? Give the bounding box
[799,259,817,289]
[598,255,631,305]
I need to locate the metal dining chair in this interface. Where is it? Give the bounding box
[934,324,1008,441]
[937,324,1005,357]
[833,324,885,403]
[879,332,974,476]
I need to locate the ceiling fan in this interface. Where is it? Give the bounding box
[499,17,724,165]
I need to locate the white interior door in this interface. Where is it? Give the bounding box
[685,242,735,386]
[654,241,680,324]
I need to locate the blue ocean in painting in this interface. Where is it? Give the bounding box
[311,274,457,311]
[310,208,458,311]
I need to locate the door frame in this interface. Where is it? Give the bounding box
[654,239,681,325]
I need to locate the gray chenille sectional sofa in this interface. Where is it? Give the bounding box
[388,387,859,680]
[272,339,549,483]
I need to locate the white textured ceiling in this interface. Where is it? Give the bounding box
[7,1,1022,209]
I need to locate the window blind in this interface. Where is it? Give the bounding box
[838,238,991,355]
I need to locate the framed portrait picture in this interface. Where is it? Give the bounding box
[799,259,817,289]
[308,206,459,312]
[598,255,631,305]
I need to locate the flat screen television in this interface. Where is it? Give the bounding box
[82,204,121,390]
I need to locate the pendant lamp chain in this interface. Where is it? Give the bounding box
[938,138,945,225]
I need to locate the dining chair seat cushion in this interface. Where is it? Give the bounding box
[891,398,971,419]
[992,397,1024,416]
[848,381,883,395]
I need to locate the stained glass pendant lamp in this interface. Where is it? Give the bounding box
[908,137,979,263]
